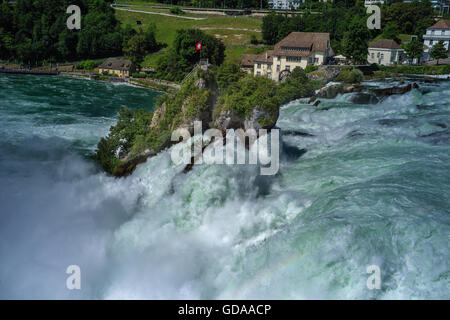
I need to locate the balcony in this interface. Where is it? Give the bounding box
[423,34,450,40]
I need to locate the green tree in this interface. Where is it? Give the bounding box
[430,40,448,65]
[216,62,245,90]
[142,23,159,53]
[341,18,370,63]
[262,13,287,45]
[156,29,225,82]
[405,39,423,65]
[124,34,147,71]
[381,22,400,44]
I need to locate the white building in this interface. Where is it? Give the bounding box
[269,0,303,10]
[365,0,385,5]
[423,19,450,60]
[367,39,405,66]
[245,32,333,82]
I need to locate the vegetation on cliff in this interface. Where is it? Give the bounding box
[95,65,315,176]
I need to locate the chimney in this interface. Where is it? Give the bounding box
[266,52,268,60]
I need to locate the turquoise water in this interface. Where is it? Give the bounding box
[0,74,448,299]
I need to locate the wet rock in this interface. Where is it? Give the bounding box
[282,130,315,137]
[214,106,279,133]
[377,119,407,126]
[308,96,317,104]
[115,149,157,177]
[349,93,379,104]
[370,84,412,97]
[313,100,321,107]
[316,83,364,99]
[413,82,419,89]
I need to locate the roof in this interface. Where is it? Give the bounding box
[240,54,258,68]
[427,19,450,30]
[369,39,401,50]
[254,50,274,64]
[99,58,133,71]
[273,32,330,57]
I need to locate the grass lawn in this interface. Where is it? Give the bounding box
[115,6,265,68]
[114,7,262,47]
[224,45,271,64]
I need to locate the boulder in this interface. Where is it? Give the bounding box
[316,83,364,99]
[349,93,379,104]
[370,84,412,97]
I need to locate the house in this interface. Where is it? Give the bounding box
[253,32,333,82]
[269,0,303,10]
[365,0,388,5]
[367,39,405,66]
[240,54,257,74]
[98,58,135,77]
[423,19,450,60]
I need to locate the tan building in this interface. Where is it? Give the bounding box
[252,32,333,82]
[367,39,404,66]
[98,58,135,77]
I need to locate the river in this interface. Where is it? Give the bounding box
[0,74,448,299]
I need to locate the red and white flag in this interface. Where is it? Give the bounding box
[196,42,202,51]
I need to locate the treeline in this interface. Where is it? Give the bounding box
[0,0,137,65]
[262,1,436,55]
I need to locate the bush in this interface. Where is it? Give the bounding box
[278,67,315,104]
[335,68,364,84]
[170,7,184,15]
[94,107,154,174]
[216,62,245,90]
[132,72,147,78]
[77,60,97,70]
[250,35,259,45]
[379,64,450,75]
[219,75,279,119]
[305,65,318,73]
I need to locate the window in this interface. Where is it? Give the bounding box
[286,65,290,71]
[314,58,319,64]
[257,63,261,69]
[268,72,272,79]
[286,56,301,62]
[381,53,384,60]
[276,65,280,72]
[371,53,374,59]
[256,71,261,76]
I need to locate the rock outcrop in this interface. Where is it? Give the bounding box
[316,83,364,99]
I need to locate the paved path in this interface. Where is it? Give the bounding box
[112,7,207,21]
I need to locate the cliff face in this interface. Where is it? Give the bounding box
[96,68,282,177]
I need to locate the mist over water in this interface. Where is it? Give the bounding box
[0,74,448,299]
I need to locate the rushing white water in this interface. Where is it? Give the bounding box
[0,75,448,299]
